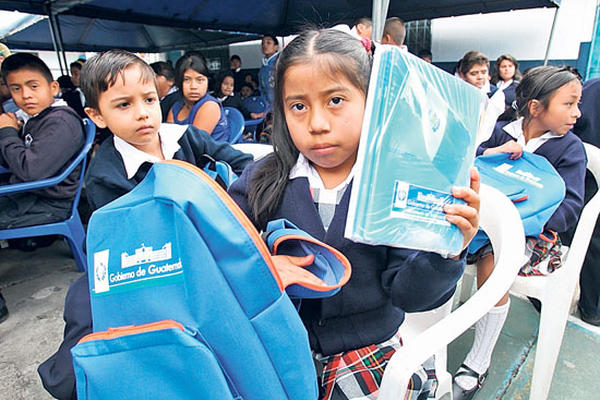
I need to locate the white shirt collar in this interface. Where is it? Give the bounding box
[262,51,279,65]
[114,123,187,179]
[289,153,355,192]
[496,79,513,91]
[502,117,562,152]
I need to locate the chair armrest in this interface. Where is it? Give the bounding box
[244,118,265,127]
[0,139,93,196]
[378,184,526,399]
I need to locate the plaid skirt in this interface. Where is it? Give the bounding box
[314,334,437,400]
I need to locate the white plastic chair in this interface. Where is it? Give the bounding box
[379,184,526,400]
[231,143,273,161]
[508,142,600,400]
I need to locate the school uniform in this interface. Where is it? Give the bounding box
[85,123,252,212]
[572,78,600,320]
[228,154,466,398]
[170,93,230,142]
[496,79,519,109]
[0,103,84,229]
[478,119,586,235]
[258,52,279,105]
[217,93,251,119]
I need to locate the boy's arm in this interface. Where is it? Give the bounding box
[188,126,253,175]
[38,275,92,400]
[0,112,83,182]
[381,249,466,313]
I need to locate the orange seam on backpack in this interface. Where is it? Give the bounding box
[272,234,352,291]
[77,320,183,344]
[160,160,284,291]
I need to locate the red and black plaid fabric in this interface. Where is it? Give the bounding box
[519,234,563,276]
[315,335,437,400]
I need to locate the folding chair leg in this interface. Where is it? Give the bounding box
[65,215,87,272]
[529,297,571,400]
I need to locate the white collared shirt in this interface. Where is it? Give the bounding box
[502,117,562,153]
[496,79,513,91]
[113,123,187,179]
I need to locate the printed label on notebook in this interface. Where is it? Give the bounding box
[391,181,454,226]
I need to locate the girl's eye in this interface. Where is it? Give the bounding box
[329,97,344,106]
[291,103,306,112]
[117,102,130,109]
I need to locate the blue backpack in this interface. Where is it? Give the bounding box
[71,160,351,400]
[469,151,566,252]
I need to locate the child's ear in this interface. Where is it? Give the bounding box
[50,80,59,97]
[85,107,107,129]
[528,99,542,117]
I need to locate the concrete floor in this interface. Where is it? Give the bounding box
[1,239,600,399]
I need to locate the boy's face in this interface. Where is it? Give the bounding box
[261,37,278,58]
[86,64,162,152]
[462,63,489,89]
[5,68,58,116]
[70,66,81,87]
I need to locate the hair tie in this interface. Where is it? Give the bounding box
[360,38,372,53]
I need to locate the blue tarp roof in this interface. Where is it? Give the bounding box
[1,15,259,52]
[0,0,560,36]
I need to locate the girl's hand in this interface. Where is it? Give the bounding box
[271,254,325,287]
[445,167,481,253]
[483,140,523,159]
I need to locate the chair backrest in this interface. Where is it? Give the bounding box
[378,184,526,400]
[231,143,273,161]
[223,107,244,144]
[242,96,267,114]
[71,119,96,214]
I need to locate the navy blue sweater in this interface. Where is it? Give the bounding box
[478,121,586,234]
[85,124,253,212]
[228,158,466,356]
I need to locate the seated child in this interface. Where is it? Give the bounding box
[166,52,231,143]
[38,49,253,399]
[229,29,481,399]
[214,72,251,119]
[0,53,84,229]
[453,66,586,400]
[81,50,252,212]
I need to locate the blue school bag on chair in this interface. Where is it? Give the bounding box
[469,151,566,252]
[71,160,351,400]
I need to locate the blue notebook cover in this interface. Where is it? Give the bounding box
[345,45,484,256]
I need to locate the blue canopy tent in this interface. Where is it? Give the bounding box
[1,14,259,53]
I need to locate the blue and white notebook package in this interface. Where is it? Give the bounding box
[345,45,484,256]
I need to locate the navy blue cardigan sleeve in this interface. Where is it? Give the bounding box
[381,249,466,312]
[38,275,92,400]
[545,137,586,233]
[186,126,252,175]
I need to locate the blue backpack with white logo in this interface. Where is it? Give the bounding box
[469,151,566,252]
[71,160,351,400]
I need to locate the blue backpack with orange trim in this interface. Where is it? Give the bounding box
[71,160,351,400]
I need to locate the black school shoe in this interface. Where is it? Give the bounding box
[0,293,8,324]
[452,364,488,400]
[578,304,600,327]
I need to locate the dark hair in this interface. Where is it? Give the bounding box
[230,55,241,62]
[70,61,83,71]
[1,53,53,83]
[498,65,581,123]
[383,17,406,46]
[215,72,235,97]
[418,49,432,59]
[262,35,279,46]
[354,17,372,27]
[458,51,489,76]
[57,75,76,90]
[80,49,157,110]
[248,28,372,227]
[174,53,210,89]
[490,54,521,85]
[150,61,174,81]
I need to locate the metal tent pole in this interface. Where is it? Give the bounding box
[543,5,561,66]
[372,0,390,42]
[53,14,70,74]
[46,11,65,75]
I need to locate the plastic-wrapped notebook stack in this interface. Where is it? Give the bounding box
[345,45,484,256]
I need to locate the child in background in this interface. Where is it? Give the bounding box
[80,50,252,212]
[214,72,250,119]
[166,53,230,142]
[490,54,521,110]
[228,28,481,400]
[454,66,586,400]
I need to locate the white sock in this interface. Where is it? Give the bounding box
[455,300,510,390]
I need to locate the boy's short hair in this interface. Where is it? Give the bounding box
[230,55,241,62]
[263,35,279,46]
[81,49,157,110]
[70,61,83,71]
[383,17,406,46]
[459,51,489,76]
[1,53,53,83]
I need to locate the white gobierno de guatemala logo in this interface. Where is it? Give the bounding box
[493,163,544,189]
[93,242,183,294]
